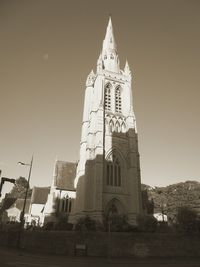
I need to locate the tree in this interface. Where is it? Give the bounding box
[141,189,154,214]
[176,206,198,233]
[0,177,31,217]
[53,214,73,231]
[137,214,158,232]
[105,214,132,232]
[75,216,97,231]
[7,176,31,199]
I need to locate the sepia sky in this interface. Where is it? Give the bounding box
[0,0,200,197]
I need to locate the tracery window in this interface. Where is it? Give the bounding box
[59,196,72,213]
[106,155,121,187]
[105,83,111,111]
[115,86,122,113]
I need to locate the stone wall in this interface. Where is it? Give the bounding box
[0,231,200,258]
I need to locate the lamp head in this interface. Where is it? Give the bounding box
[18,162,26,165]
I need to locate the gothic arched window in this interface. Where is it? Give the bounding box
[109,119,114,132]
[105,83,111,111]
[121,122,126,133]
[115,121,120,133]
[59,196,72,213]
[64,198,69,212]
[115,86,122,113]
[106,154,121,187]
[68,198,72,213]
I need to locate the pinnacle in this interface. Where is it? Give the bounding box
[124,60,129,70]
[89,69,94,76]
[124,60,131,76]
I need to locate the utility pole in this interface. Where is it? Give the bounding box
[17,156,33,248]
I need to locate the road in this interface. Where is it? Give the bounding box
[0,247,200,267]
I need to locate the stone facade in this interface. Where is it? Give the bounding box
[73,18,142,225]
[44,18,142,225]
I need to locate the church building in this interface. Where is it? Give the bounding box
[44,18,142,226]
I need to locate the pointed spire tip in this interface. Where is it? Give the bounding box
[103,16,116,51]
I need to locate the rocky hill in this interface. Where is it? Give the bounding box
[142,180,200,220]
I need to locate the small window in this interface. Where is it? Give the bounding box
[115,86,122,113]
[65,198,69,212]
[69,199,72,213]
[105,83,111,111]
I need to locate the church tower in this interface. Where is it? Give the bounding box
[74,18,142,225]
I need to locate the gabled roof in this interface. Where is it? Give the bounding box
[53,161,76,191]
[31,186,50,204]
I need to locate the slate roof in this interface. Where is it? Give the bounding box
[31,186,50,204]
[54,161,76,191]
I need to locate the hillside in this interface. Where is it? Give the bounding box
[142,180,200,220]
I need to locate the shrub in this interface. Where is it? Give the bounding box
[43,221,55,231]
[156,221,173,233]
[75,215,136,232]
[75,216,96,231]
[95,220,106,231]
[103,214,134,232]
[3,221,20,231]
[54,221,73,231]
[176,206,198,233]
[55,214,72,231]
[43,215,73,231]
[137,214,157,232]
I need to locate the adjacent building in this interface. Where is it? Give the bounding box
[44,161,76,223]
[28,186,50,226]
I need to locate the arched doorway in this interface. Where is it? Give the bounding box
[105,198,127,230]
[106,198,124,216]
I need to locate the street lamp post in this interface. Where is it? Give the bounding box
[17,155,33,248]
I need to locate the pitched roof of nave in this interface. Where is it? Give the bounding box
[54,161,76,191]
[31,186,50,204]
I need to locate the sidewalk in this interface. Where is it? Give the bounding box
[1,246,200,267]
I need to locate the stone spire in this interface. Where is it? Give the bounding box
[99,17,120,73]
[103,17,117,51]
